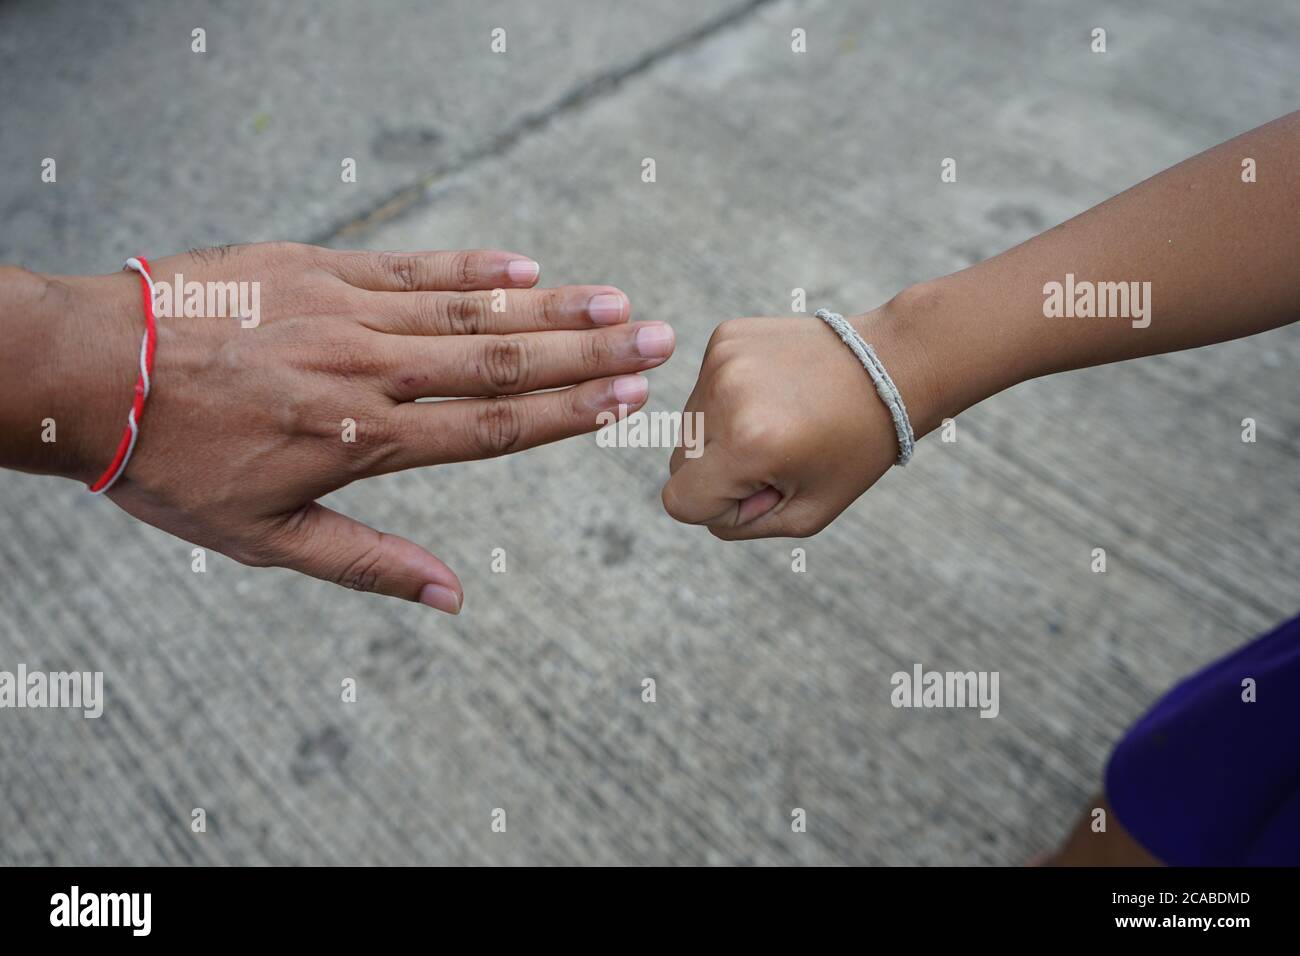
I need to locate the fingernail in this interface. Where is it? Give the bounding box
[587,293,627,325]
[635,322,675,358]
[611,374,648,406]
[418,583,461,615]
[506,258,539,284]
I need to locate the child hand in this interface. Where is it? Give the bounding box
[661,305,937,539]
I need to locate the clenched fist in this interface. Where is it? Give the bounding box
[661,298,942,540]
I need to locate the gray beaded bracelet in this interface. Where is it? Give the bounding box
[814,309,915,465]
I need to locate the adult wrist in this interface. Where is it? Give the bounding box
[0,267,140,483]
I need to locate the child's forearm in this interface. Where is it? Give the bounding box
[662,110,1300,539]
[897,110,1300,430]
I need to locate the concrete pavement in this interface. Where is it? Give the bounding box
[1,0,1297,865]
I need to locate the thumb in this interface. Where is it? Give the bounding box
[263,503,463,613]
[661,441,781,527]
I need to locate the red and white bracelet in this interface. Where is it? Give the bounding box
[88,256,158,494]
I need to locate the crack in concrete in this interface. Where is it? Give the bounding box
[312,0,778,244]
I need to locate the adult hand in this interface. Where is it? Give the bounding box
[18,242,675,612]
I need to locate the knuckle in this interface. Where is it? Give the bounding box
[730,410,779,453]
[706,337,742,365]
[262,240,299,260]
[482,336,526,392]
[560,385,590,430]
[703,325,727,356]
[272,240,314,261]
[312,332,378,377]
[452,251,479,288]
[352,413,397,457]
[322,340,360,375]
[275,391,315,437]
[709,356,752,395]
[472,398,524,457]
[408,293,441,334]
[540,288,565,326]
[378,252,419,292]
[708,318,746,348]
[442,294,484,335]
[579,331,610,375]
[334,541,387,593]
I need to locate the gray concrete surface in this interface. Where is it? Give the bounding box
[1,0,1298,865]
